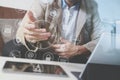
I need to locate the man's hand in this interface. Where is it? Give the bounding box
[52,38,82,58]
[24,11,51,43]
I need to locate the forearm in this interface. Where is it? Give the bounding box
[75,45,90,56]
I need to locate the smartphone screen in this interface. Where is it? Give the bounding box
[2,61,68,77]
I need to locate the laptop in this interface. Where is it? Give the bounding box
[79,33,120,80]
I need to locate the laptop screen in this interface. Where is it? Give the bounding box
[79,33,120,80]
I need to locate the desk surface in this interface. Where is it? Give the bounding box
[0,56,85,80]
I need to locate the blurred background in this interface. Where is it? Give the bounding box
[96,0,120,34]
[0,0,120,33]
[0,0,120,19]
[0,0,120,57]
[96,0,120,20]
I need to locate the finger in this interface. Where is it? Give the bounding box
[54,47,66,53]
[27,11,36,22]
[55,49,63,53]
[25,34,49,42]
[25,24,47,32]
[52,44,61,49]
[53,44,67,52]
[24,23,36,30]
[59,54,70,59]
[32,28,47,33]
[24,23,47,33]
[38,32,51,38]
[25,32,51,39]
[57,52,67,57]
[24,27,51,41]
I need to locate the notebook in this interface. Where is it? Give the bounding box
[79,33,120,80]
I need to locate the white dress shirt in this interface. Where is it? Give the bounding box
[61,0,80,43]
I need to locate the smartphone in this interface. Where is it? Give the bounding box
[2,61,68,77]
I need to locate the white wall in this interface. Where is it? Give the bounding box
[96,0,120,34]
[0,0,33,10]
[96,0,120,20]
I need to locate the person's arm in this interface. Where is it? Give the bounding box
[82,0,105,52]
[52,38,90,58]
[75,45,89,55]
[16,0,45,46]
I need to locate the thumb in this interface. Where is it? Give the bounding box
[27,11,36,22]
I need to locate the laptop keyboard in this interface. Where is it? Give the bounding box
[71,72,81,79]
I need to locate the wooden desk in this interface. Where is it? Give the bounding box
[0,6,26,19]
[0,35,4,55]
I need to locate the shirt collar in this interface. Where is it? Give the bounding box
[61,0,80,9]
[61,0,67,9]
